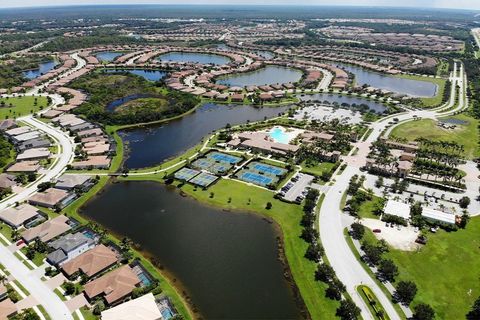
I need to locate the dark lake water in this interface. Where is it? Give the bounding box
[121,103,292,169]
[96,51,123,62]
[335,62,437,97]
[103,69,167,82]
[299,93,387,113]
[81,181,302,320]
[23,60,58,79]
[216,65,303,87]
[158,52,231,65]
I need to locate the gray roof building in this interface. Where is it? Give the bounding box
[47,232,96,265]
[55,174,92,190]
[18,137,51,151]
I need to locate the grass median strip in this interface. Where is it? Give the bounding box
[357,285,391,320]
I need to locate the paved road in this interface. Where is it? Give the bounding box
[0,242,73,319]
[320,62,467,319]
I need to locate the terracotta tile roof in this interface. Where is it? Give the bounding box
[84,265,141,305]
[62,244,118,278]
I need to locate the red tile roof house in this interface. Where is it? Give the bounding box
[83,265,142,306]
[61,244,119,279]
[21,215,72,244]
[28,188,70,208]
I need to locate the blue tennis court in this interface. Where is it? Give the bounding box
[253,163,286,176]
[174,168,200,181]
[189,172,218,187]
[208,152,242,164]
[239,172,273,186]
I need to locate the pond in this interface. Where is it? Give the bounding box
[157,52,231,65]
[121,103,292,169]
[23,60,58,79]
[95,51,123,62]
[103,69,167,82]
[335,62,437,97]
[81,181,302,320]
[256,50,275,60]
[299,93,387,113]
[216,65,303,87]
[105,93,155,112]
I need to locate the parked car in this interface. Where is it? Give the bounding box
[373,229,381,233]
[16,239,24,246]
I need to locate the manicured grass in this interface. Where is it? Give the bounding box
[390,114,479,159]
[301,161,336,177]
[124,176,340,319]
[396,75,446,108]
[0,223,13,241]
[54,288,67,301]
[37,305,52,320]
[79,307,98,320]
[0,96,49,119]
[13,279,30,296]
[357,285,391,320]
[19,247,45,267]
[357,195,383,220]
[381,217,480,319]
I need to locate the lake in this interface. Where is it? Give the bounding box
[81,181,303,319]
[103,69,167,82]
[120,103,292,169]
[23,60,58,79]
[158,52,231,65]
[216,65,303,87]
[95,51,123,62]
[335,62,437,97]
[106,93,155,112]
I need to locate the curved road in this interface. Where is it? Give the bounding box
[319,62,466,319]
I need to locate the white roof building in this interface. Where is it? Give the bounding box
[421,207,457,225]
[383,199,410,220]
[101,293,162,320]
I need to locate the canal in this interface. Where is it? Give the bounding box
[81,181,303,319]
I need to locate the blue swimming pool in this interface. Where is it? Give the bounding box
[268,127,290,144]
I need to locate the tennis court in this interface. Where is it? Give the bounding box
[191,151,242,175]
[189,172,218,187]
[236,161,287,187]
[252,163,286,176]
[174,168,200,181]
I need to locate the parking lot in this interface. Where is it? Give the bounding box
[280,173,314,202]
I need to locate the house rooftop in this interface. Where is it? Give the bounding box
[101,293,162,320]
[55,174,92,190]
[84,264,141,305]
[0,204,41,228]
[28,188,70,207]
[383,199,410,220]
[21,215,71,243]
[62,244,119,278]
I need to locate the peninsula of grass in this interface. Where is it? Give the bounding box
[122,175,340,319]
[0,96,48,119]
[357,194,383,220]
[357,285,391,320]
[389,113,479,159]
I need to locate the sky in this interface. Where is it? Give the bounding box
[1,0,479,10]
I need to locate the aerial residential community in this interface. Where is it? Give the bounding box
[0,1,479,319]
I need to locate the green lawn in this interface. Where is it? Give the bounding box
[389,114,479,159]
[123,176,340,320]
[19,247,46,267]
[358,195,383,220]
[0,96,48,119]
[37,305,52,320]
[301,161,336,177]
[79,307,98,320]
[382,217,480,319]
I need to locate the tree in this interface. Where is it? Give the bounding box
[467,296,480,320]
[336,298,361,320]
[413,303,435,320]
[362,242,383,265]
[375,177,384,188]
[63,282,76,295]
[350,223,365,240]
[326,278,346,301]
[459,196,471,209]
[265,202,272,210]
[304,242,324,262]
[93,301,105,315]
[315,263,335,283]
[395,280,417,305]
[378,259,399,282]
